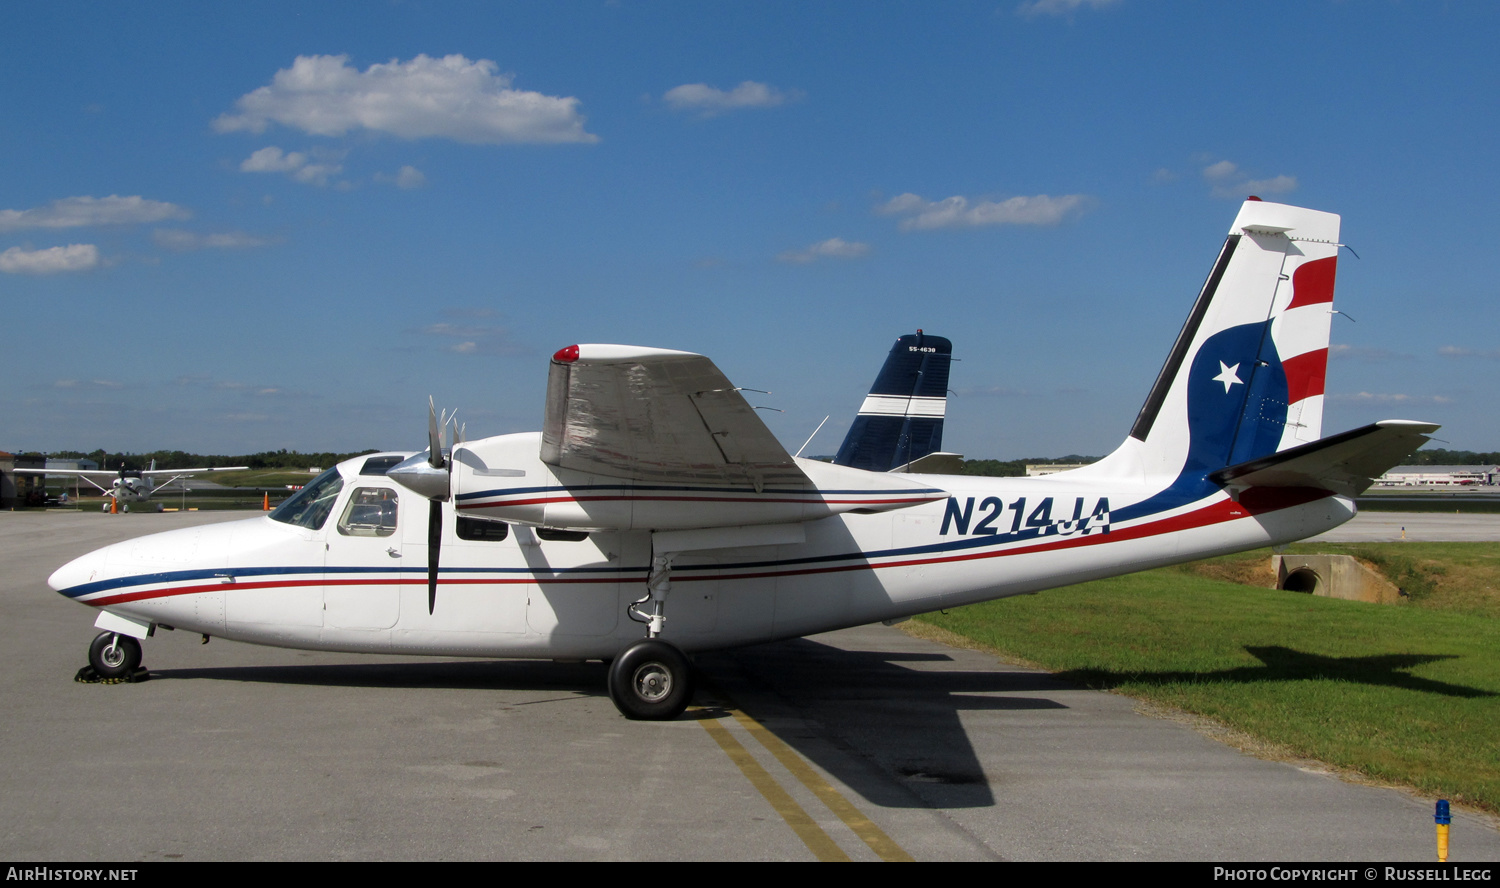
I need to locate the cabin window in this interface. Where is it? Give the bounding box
[337,487,399,537]
[269,467,345,530]
[535,527,590,541]
[456,516,510,541]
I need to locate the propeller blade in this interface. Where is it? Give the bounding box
[428,498,442,614]
[427,397,444,469]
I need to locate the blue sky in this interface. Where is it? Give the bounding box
[4,1,1497,459]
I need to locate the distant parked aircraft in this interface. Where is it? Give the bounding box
[18,460,246,511]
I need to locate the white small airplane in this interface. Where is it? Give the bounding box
[19,460,249,511]
[47,199,1438,720]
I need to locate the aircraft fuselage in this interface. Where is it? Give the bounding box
[49,440,1352,660]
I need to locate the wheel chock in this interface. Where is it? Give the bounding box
[74,665,150,685]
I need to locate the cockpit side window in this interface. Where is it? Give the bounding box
[337,487,399,537]
[268,467,345,530]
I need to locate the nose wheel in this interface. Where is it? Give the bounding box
[88,632,142,680]
[607,639,693,720]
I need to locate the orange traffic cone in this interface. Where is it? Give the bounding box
[262,492,270,511]
[110,496,117,514]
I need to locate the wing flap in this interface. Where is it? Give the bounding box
[1209,420,1439,498]
[541,345,809,489]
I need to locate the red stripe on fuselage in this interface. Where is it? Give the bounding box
[85,573,625,608]
[84,490,1331,608]
[458,493,945,509]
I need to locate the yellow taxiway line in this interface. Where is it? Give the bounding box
[695,697,914,862]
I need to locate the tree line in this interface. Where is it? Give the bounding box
[18,444,1495,476]
[1402,448,1500,466]
[20,449,379,472]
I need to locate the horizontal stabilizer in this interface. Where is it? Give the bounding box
[1208,420,1440,498]
[892,451,965,474]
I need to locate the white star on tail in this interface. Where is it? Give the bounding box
[1213,361,1243,393]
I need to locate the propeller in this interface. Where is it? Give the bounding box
[389,397,459,614]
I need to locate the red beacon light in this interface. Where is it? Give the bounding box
[552,345,580,363]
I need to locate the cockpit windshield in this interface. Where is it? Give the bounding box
[268,467,345,530]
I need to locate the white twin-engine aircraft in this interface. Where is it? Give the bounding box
[18,461,248,511]
[49,200,1438,720]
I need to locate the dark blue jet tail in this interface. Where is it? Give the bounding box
[833,331,953,472]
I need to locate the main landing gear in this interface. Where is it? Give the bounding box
[607,639,694,721]
[87,631,142,680]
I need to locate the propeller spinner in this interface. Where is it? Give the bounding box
[388,397,459,614]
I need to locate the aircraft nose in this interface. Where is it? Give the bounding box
[48,548,108,596]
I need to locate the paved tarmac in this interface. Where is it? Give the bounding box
[2,509,1497,862]
[1311,511,1500,542]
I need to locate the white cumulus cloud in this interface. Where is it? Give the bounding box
[1202,159,1297,200]
[52,378,124,389]
[777,237,871,264]
[0,195,190,232]
[239,146,345,187]
[375,165,427,189]
[1439,345,1500,360]
[153,229,276,251]
[0,244,100,274]
[214,54,598,144]
[663,81,800,115]
[1332,392,1453,405]
[420,318,528,355]
[1328,344,1413,362]
[241,145,307,173]
[1016,0,1120,19]
[877,192,1091,230]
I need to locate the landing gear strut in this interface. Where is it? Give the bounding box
[88,631,142,680]
[607,639,693,720]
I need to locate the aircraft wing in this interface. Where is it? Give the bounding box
[13,467,120,480]
[14,466,247,478]
[1209,420,1439,499]
[541,345,809,491]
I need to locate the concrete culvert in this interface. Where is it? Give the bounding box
[1282,567,1323,594]
[1272,554,1402,604]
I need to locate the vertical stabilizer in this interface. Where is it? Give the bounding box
[834,331,953,472]
[1114,199,1340,483]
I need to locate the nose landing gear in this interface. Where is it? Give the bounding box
[83,631,144,682]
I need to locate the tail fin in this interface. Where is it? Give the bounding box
[1118,199,1341,480]
[834,331,953,472]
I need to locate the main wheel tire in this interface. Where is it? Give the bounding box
[88,632,142,679]
[607,640,693,720]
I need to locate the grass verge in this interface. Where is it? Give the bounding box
[914,555,1500,813]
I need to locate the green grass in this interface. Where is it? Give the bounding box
[1198,542,1500,620]
[193,468,324,488]
[916,552,1500,812]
